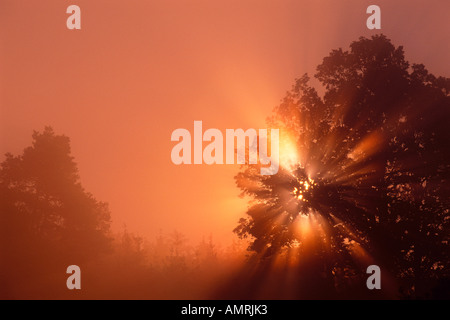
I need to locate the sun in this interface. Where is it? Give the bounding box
[292,176,316,204]
[279,134,300,170]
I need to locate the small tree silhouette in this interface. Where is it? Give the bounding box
[0,127,112,294]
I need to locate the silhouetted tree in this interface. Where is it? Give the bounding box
[0,127,112,295]
[195,235,218,269]
[234,35,450,298]
[166,230,190,272]
[116,228,146,267]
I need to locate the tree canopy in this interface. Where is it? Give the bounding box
[0,127,112,288]
[234,35,450,298]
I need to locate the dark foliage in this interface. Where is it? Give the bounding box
[234,35,450,298]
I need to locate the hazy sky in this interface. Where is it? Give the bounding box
[1,0,449,244]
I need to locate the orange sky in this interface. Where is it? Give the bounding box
[1,0,449,245]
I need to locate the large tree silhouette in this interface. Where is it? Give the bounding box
[0,127,112,295]
[234,35,450,298]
